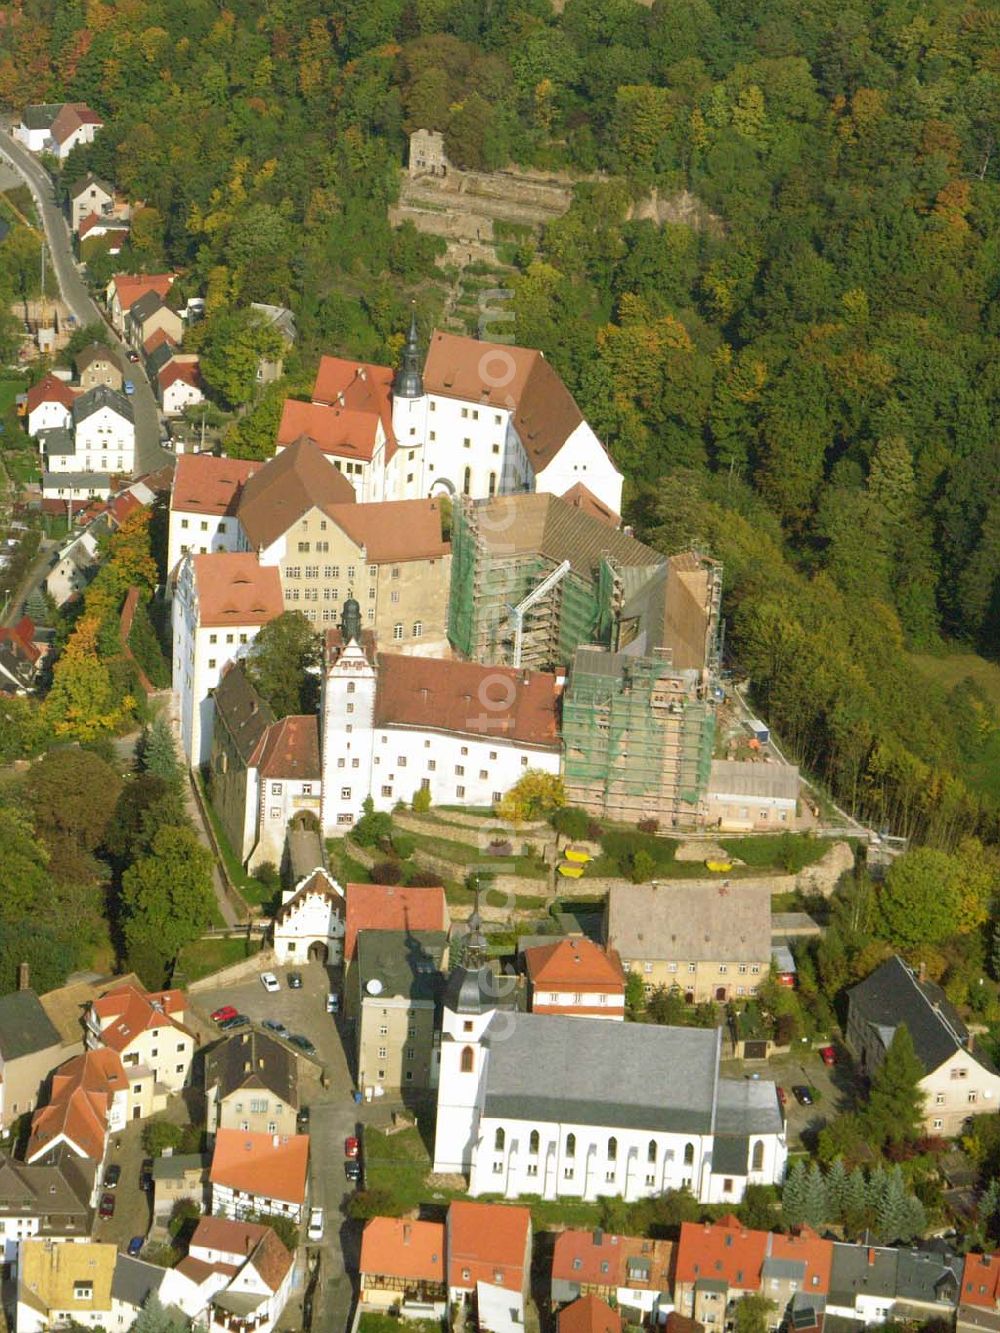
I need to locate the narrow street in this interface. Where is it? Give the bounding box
[0,129,172,479]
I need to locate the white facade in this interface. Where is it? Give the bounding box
[211,1179,306,1226]
[41,474,112,504]
[13,124,51,153]
[532,989,625,1020]
[55,122,100,160]
[71,180,113,232]
[162,373,204,416]
[167,509,240,577]
[73,402,135,475]
[272,870,346,965]
[535,421,624,514]
[27,399,72,438]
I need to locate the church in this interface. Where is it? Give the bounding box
[274,316,624,515]
[432,917,788,1206]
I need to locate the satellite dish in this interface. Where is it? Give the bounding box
[366,978,383,996]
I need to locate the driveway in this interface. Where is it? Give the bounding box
[0,130,173,479]
[722,1041,858,1152]
[92,1118,153,1252]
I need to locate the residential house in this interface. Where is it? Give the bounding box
[85,983,196,1115]
[204,1028,299,1139]
[159,357,204,415]
[69,384,136,476]
[0,990,65,1132]
[15,102,102,157]
[151,1152,211,1227]
[0,615,43,693]
[0,1153,94,1264]
[14,104,66,152]
[558,1295,622,1333]
[355,929,448,1097]
[172,551,283,764]
[106,273,175,334]
[44,530,100,606]
[706,761,799,832]
[478,1280,526,1333]
[179,1216,295,1333]
[959,1252,1000,1333]
[344,882,449,963]
[550,1230,674,1320]
[250,302,297,384]
[40,471,113,514]
[210,1129,310,1224]
[26,372,76,438]
[167,453,261,574]
[604,881,772,1005]
[37,971,143,1055]
[272,867,347,966]
[77,213,129,257]
[109,1254,205,1329]
[125,289,183,351]
[320,626,562,832]
[846,956,1000,1137]
[522,939,626,1020]
[74,341,124,392]
[446,1201,532,1304]
[432,967,786,1204]
[825,1242,960,1327]
[25,1048,127,1176]
[16,1239,116,1332]
[68,175,114,233]
[359,1217,448,1315]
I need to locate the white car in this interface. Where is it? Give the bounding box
[307,1207,324,1242]
[260,972,280,993]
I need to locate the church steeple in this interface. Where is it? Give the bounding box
[394,307,423,399]
[341,596,361,644]
[464,881,488,971]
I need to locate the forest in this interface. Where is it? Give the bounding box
[2,0,1000,842]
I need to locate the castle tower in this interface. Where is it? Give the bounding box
[391,309,430,499]
[320,602,377,837]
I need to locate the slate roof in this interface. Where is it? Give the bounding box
[829,1244,899,1305]
[205,1028,298,1109]
[74,341,120,374]
[213,664,277,763]
[0,1152,93,1223]
[128,289,167,323]
[480,1014,722,1133]
[895,1250,961,1304]
[42,471,113,491]
[847,955,970,1074]
[69,173,113,200]
[21,104,63,131]
[357,929,448,1004]
[0,990,62,1060]
[39,426,75,455]
[72,383,134,426]
[110,1256,165,1310]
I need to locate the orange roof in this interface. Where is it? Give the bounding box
[191,552,283,628]
[374,655,561,749]
[344,883,447,961]
[26,1047,125,1162]
[523,938,625,993]
[111,273,174,309]
[447,1201,531,1292]
[26,372,76,414]
[312,355,397,453]
[963,1253,1000,1308]
[191,1215,270,1258]
[360,1218,445,1283]
[559,1295,622,1333]
[91,983,189,1053]
[325,498,449,564]
[766,1228,833,1295]
[160,360,202,392]
[210,1130,310,1204]
[144,327,176,356]
[561,483,620,528]
[675,1218,767,1291]
[254,715,321,780]
[276,401,379,460]
[170,454,261,516]
[552,1230,628,1287]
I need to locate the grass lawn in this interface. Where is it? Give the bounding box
[173,935,262,985]
[407,828,547,880]
[966,729,1000,802]
[360,1317,443,1333]
[0,378,25,417]
[194,774,275,910]
[910,649,1000,710]
[326,837,374,884]
[3,448,37,485]
[363,1126,443,1214]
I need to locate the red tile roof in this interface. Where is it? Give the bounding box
[374,655,561,748]
[191,1216,271,1259]
[111,273,174,311]
[344,883,447,961]
[254,715,321,781]
[312,355,397,455]
[524,939,625,994]
[558,1295,621,1333]
[765,1228,833,1295]
[326,498,449,564]
[144,327,176,356]
[91,984,190,1053]
[210,1129,310,1205]
[191,552,283,628]
[963,1253,1000,1309]
[675,1218,767,1292]
[0,615,40,664]
[26,1047,125,1162]
[26,372,76,414]
[159,360,202,392]
[276,401,379,460]
[552,1231,627,1288]
[561,483,620,528]
[447,1201,531,1293]
[360,1218,446,1284]
[170,454,261,516]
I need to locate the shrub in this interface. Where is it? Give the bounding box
[551,806,592,840]
[637,817,660,834]
[372,860,403,885]
[391,832,416,860]
[142,1120,184,1156]
[587,819,603,840]
[631,850,656,883]
[488,839,513,857]
[406,869,441,887]
[254,861,280,889]
[412,786,431,814]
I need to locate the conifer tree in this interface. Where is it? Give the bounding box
[782,1159,807,1227]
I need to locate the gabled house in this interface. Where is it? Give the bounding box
[210,1129,310,1224]
[0,1151,94,1262]
[959,1251,1000,1333]
[26,372,76,438]
[106,273,175,334]
[558,1295,622,1333]
[167,453,261,574]
[551,1229,674,1319]
[0,615,43,693]
[344,882,449,962]
[17,1239,116,1333]
[522,938,626,1020]
[159,357,204,415]
[272,867,346,966]
[85,983,196,1112]
[69,174,113,232]
[446,1201,532,1304]
[70,384,136,476]
[126,289,183,351]
[846,956,1000,1137]
[204,1028,299,1139]
[45,530,100,607]
[151,1152,211,1226]
[826,1242,961,1326]
[0,990,67,1132]
[74,341,124,392]
[15,102,102,157]
[25,1047,127,1178]
[250,302,297,383]
[179,1216,295,1333]
[355,929,448,1097]
[360,1217,448,1315]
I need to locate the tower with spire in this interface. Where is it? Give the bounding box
[391,308,430,499]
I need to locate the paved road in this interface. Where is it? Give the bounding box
[0,130,172,479]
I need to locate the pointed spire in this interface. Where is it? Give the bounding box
[464,878,488,970]
[394,304,423,399]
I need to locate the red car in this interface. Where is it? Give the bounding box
[99,1192,116,1219]
[211,1005,238,1024]
[776,1086,787,1107]
[819,1045,837,1066]
[344,1136,360,1160]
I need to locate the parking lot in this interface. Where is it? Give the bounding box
[91,1117,153,1252]
[722,1041,858,1150]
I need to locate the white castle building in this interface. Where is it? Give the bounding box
[432,926,787,1207]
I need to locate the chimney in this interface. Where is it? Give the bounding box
[593,1228,603,1247]
[404,1224,412,1245]
[521,670,530,686]
[17,961,29,991]
[868,1249,876,1267]
[272,1134,280,1148]
[554,667,567,691]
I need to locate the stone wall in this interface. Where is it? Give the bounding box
[188,945,276,994]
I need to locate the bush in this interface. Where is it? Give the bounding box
[372,859,403,885]
[631,850,656,883]
[637,817,660,834]
[167,1198,201,1243]
[142,1120,184,1156]
[392,833,415,860]
[346,1187,399,1220]
[488,839,513,857]
[411,786,431,814]
[601,830,677,875]
[551,806,592,840]
[406,868,441,887]
[254,861,280,888]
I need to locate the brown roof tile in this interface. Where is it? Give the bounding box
[561,483,620,528]
[170,455,261,517]
[191,1215,270,1257]
[312,355,397,457]
[249,1225,294,1291]
[191,553,283,628]
[361,1217,445,1284]
[558,1295,622,1333]
[238,435,355,550]
[344,883,447,961]
[523,938,625,992]
[26,372,77,414]
[447,1200,531,1292]
[255,715,321,780]
[325,498,448,564]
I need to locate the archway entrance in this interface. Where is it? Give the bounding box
[308,941,329,964]
[429,477,456,497]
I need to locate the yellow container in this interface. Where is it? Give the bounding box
[558,864,585,878]
[705,860,733,872]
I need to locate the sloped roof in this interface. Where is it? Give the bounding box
[361,1217,445,1283]
[72,383,134,426]
[238,435,355,550]
[374,654,561,748]
[209,1129,310,1204]
[605,881,772,965]
[0,989,61,1060]
[559,1295,622,1333]
[552,1229,629,1287]
[159,360,202,392]
[847,955,970,1075]
[326,498,449,564]
[128,289,168,323]
[344,883,447,961]
[91,983,189,1053]
[523,938,625,993]
[561,483,621,528]
[274,868,345,926]
[0,1152,93,1221]
[38,971,144,1048]
[143,326,176,357]
[110,273,173,310]
[213,664,276,763]
[312,354,396,451]
[26,372,76,414]
[276,401,380,459]
[963,1252,1000,1309]
[74,341,120,374]
[255,715,321,780]
[247,1225,294,1292]
[675,1217,768,1289]
[447,1200,531,1290]
[205,1029,298,1110]
[69,172,113,199]
[191,1215,270,1257]
[357,929,448,1004]
[191,552,283,628]
[19,1239,115,1317]
[27,1047,126,1162]
[709,760,799,802]
[170,454,260,517]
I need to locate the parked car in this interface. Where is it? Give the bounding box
[288,1034,315,1055]
[260,972,280,993]
[819,1045,837,1066]
[211,1005,238,1023]
[123,379,135,395]
[287,971,303,989]
[792,1085,814,1106]
[127,1236,144,1257]
[776,1086,787,1107]
[127,350,140,363]
[262,1019,290,1039]
[326,992,339,1014]
[344,1160,361,1183]
[219,1013,250,1031]
[297,1107,310,1132]
[307,1207,324,1242]
[99,1193,116,1219]
[344,1136,359,1160]
[140,1158,154,1192]
[103,1163,121,1189]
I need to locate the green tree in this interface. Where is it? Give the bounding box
[140,715,183,786]
[121,826,216,984]
[625,970,646,1015]
[193,307,285,410]
[865,1026,926,1149]
[781,1158,807,1226]
[733,1294,776,1333]
[25,747,123,853]
[244,612,321,718]
[496,771,566,823]
[132,1295,190,1333]
[878,848,962,950]
[646,985,686,1024]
